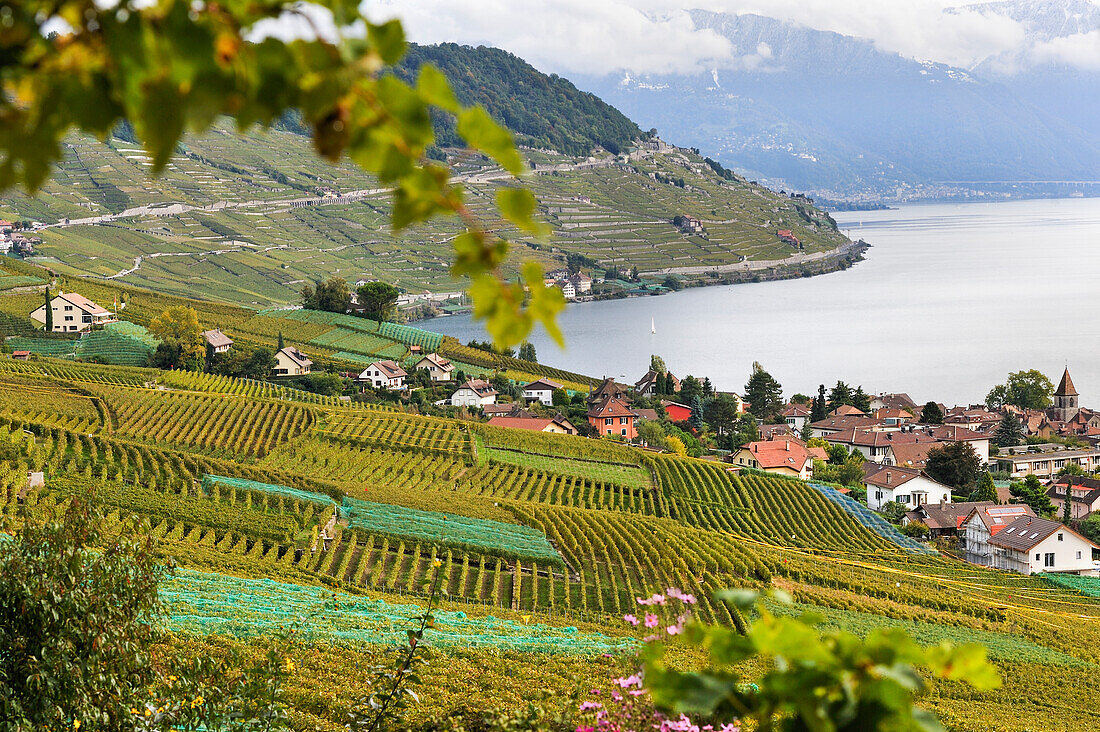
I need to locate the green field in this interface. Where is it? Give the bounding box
[5,352,1100,730]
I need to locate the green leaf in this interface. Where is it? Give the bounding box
[367,20,407,65]
[456,107,524,176]
[715,588,760,611]
[497,187,544,235]
[416,65,460,113]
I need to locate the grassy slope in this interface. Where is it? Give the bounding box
[3,122,847,307]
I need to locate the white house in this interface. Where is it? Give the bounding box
[554,278,576,299]
[360,360,407,390]
[273,346,312,377]
[781,403,811,432]
[863,465,952,512]
[414,353,454,382]
[30,292,115,333]
[961,504,1036,566]
[986,516,1099,575]
[202,329,233,354]
[929,425,990,464]
[522,378,563,406]
[450,379,498,408]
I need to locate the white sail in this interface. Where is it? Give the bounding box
[651,317,655,334]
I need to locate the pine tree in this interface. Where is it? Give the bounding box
[810,384,828,422]
[920,401,944,425]
[992,413,1025,448]
[744,363,783,422]
[277,331,285,351]
[969,472,998,503]
[689,396,704,432]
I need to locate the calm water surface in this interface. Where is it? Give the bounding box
[424,198,1100,406]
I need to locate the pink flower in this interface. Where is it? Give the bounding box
[644,614,659,628]
[579,701,603,711]
[719,725,740,732]
[680,594,697,605]
[623,614,639,626]
[666,624,682,636]
[612,691,623,701]
[615,674,642,688]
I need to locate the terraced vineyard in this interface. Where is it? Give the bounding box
[7,353,1100,730]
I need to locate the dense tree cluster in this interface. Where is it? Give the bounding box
[396,44,643,157]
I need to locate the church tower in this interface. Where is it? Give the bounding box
[1054,367,1079,422]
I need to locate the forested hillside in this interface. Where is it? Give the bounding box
[396,43,644,156]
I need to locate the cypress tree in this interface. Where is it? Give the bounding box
[43,287,52,332]
[277,331,285,351]
[1064,481,1074,524]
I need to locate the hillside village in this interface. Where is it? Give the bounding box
[15,283,1100,580]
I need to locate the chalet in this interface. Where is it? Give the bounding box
[825,428,939,464]
[777,229,801,246]
[782,403,811,431]
[414,353,454,382]
[482,403,530,419]
[962,504,1037,566]
[863,464,952,512]
[730,439,817,480]
[522,378,563,406]
[588,378,629,406]
[488,414,577,436]
[809,415,883,439]
[873,407,913,427]
[202,329,233,354]
[588,397,637,439]
[450,379,498,408]
[1047,476,1100,520]
[929,425,990,463]
[886,442,937,470]
[994,444,1100,479]
[870,393,919,413]
[635,369,680,397]
[903,500,998,539]
[661,400,692,423]
[360,360,407,390]
[30,292,115,333]
[273,347,312,377]
[986,516,1099,575]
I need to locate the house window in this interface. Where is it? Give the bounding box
[621,429,626,436]
[1058,533,1064,541]
[1044,553,1055,568]
[1077,551,1083,560]
[875,490,882,500]
[64,305,72,311]
[64,316,73,321]
[1036,553,1041,561]
[605,418,613,426]
[897,495,910,504]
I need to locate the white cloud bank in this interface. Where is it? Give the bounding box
[363,0,1099,76]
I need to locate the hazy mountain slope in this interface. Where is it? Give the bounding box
[574,9,1100,200]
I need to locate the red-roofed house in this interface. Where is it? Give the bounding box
[450,379,498,408]
[30,291,115,333]
[488,414,577,435]
[588,397,637,439]
[777,229,801,245]
[730,439,816,479]
[782,403,811,431]
[862,464,952,512]
[962,504,1037,566]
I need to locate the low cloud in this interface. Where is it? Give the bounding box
[1031,30,1100,70]
[365,0,733,76]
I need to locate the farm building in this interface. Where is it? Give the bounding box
[414,353,454,382]
[273,347,312,377]
[360,360,407,390]
[450,379,498,408]
[30,292,115,333]
[522,378,563,406]
[962,504,1037,566]
[203,329,233,354]
[488,414,578,435]
[661,400,692,423]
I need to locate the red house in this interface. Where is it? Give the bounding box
[588,397,637,439]
[661,400,692,423]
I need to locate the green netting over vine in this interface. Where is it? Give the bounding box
[162,569,632,654]
[202,474,334,507]
[341,496,563,566]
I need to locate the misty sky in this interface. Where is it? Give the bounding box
[362,0,1100,76]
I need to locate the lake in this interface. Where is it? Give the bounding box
[423,197,1100,407]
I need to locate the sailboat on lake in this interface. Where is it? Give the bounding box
[651,317,656,334]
